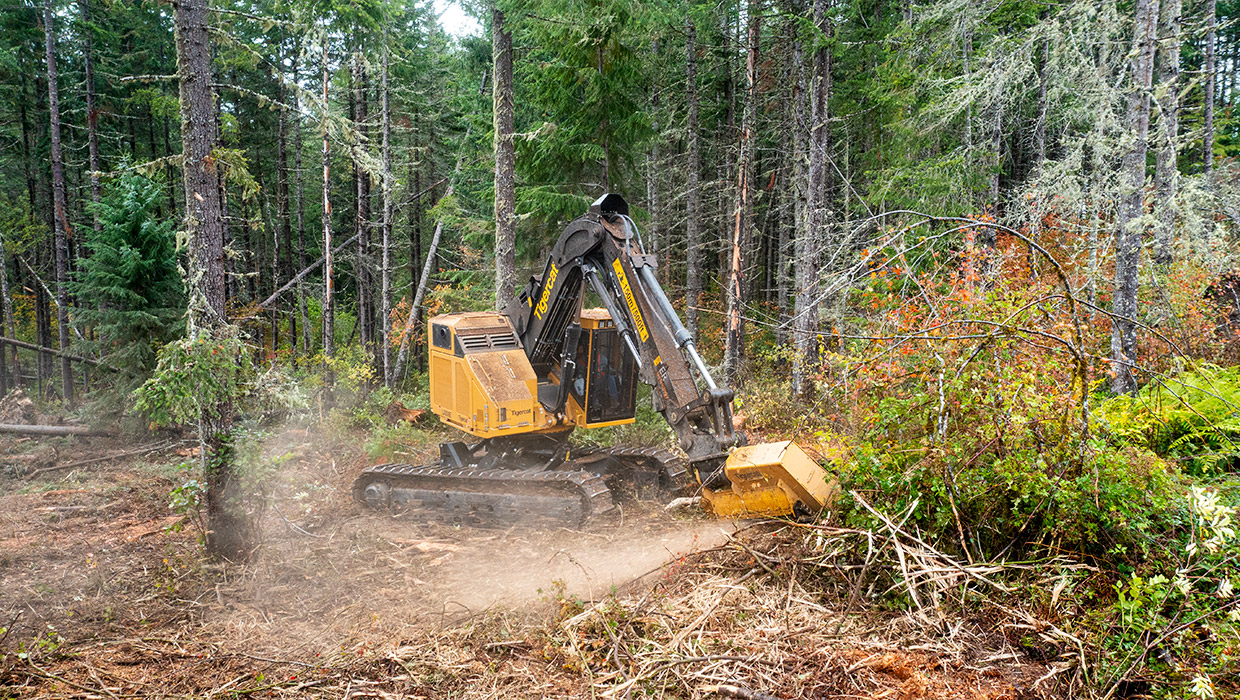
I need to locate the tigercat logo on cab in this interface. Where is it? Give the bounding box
[534,262,559,320]
[612,259,649,342]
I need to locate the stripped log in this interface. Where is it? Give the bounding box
[0,336,105,368]
[0,423,114,437]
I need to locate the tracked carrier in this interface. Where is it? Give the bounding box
[353,194,837,526]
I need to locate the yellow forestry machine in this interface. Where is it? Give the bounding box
[353,194,836,526]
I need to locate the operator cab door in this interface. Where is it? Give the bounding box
[567,313,637,428]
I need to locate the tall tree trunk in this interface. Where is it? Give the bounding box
[352,53,372,355]
[1029,37,1049,278]
[16,73,34,385]
[81,0,102,237]
[164,118,179,217]
[987,96,1003,230]
[1034,39,1048,168]
[493,5,516,310]
[292,52,311,357]
[380,38,394,386]
[173,0,249,560]
[719,5,737,286]
[1203,0,1216,174]
[776,16,796,348]
[277,55,294,358]
[43,0,74,406]
[685,17,702,341]
[216,92,235,306]
[725,1,759,385]
[1110,0,1160,395]
[646,39,661,278]
[1153,0,1181,265]
[408,129,424,372]
[322,37,334,358]
[795,0,830,398]
[0,247,14,393]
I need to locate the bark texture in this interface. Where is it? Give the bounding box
[794,0,830,397]
[724,1,759,385]
[1153,0,1181,265]
[43,0,75,405]
[380,40,393,386]
[291,52,311,357]
[352,54,372,354]
[81,0,102,237]
[492,6,517,310]
[322,37,334,357]
[684,17,701,340]
[173,0,249,560]
[1203,0,1216,175]
[1110,0,1160,395]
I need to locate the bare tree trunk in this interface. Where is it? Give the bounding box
[776,17,796,348]
[685,17,702,341]
[43,0,74,406]
[719,5,737,288]
[0,246,14,392]
[987,97,1003,226]
[173,0,249,560]
[0,247,9,393]
[292,52,310,357]
[216,89,235,306]
[795,0,829,398]
[1153,0,1181,265]
[322,37,334,357]
[1110,0,1160,395]
[275,49,293,356]
[1034,39,1048,167]
[352,53,372,355]
[81,0,102,237]
[790,23,810,392]
[164,116,179,217]
[1029,37,1049,278]
[724,1,759,385]
[646,39,661,279]
[493,5,516,310]
[1203,0,1216,175]
[408,130,425,372]
[380,37,394,386]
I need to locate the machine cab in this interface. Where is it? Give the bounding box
[566,309,637,428]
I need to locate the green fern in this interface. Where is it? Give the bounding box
[1097,364,1240,474]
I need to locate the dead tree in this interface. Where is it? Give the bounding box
[1111,0,1160,395]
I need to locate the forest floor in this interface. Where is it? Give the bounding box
[0,423,1062,699]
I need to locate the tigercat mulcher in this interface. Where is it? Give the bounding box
[353,194,837,526]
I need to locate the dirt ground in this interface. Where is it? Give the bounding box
[0,425,1060,699]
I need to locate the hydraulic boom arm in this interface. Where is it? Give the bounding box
[507,194,739,483]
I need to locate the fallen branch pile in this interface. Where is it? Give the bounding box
[549,513,1091,699]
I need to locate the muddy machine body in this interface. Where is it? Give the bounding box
[353,195,836,525]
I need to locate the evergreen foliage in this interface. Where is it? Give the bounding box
[72,172,184,377]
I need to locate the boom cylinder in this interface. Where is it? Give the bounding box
[636,265,717,391]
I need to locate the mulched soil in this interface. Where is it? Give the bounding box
[0,425,1065,699]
